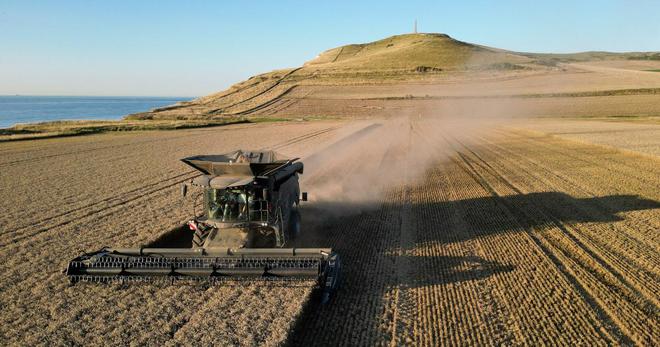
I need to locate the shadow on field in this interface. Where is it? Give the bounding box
[298,192,659,246]
[139,191,658,344]
[148,192,658,250]
[284,192,659,345]
[412,192,660,245]
[147,224,193,248]
[399,255,515,288]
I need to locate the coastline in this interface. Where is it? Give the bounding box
[0,95,193,129]
[0,117,298,142]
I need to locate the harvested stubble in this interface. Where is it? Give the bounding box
[0,120,354,346]
[288,117,658,346]
[0,117,657,346]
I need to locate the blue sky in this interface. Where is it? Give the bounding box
[1,1,659,97]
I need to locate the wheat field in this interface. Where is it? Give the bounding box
[1,116,657,345]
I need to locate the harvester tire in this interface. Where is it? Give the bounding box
[192,227,210,248]
[288,208,301,240]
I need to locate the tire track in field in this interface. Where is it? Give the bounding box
[0,133,200,167]
[287,125,407,345]
[450,150,630,344]
[409,122,522,345]
[482,132,660,254]
[415,122,600,344]
[463,139,659,306]
[0,172,199,248]
[449,135,651,345]
[435,133,617,341]
[440,166,540,344]
[208,67,302,114]
[496,128,658,182]
[474,134,660,304]
[232,86,299,116]
[2,170,194,235]
[495,128,659,188]
[254,90,309,116]
[484,133,657,256]
[0,122,269,168]
[385,129,418,346]
[477,134,660,254]
[482,132,660,224]
[0,125,342,250]
[269,125,341,151]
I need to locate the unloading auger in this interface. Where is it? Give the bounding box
[65,150,340,303]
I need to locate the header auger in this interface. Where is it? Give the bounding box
[65,150,340,303]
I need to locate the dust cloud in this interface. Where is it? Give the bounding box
[298,49,541,218]
[300,98,524,218]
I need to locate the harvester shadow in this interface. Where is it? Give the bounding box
[417,192,660,245]
[147,224,193,248]
[298,192,659,246]
[284,192,658,345]
[148,192,658,250]
[397,255,515,287]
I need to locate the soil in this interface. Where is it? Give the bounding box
[1,115,657,345]
[0,120,359,346]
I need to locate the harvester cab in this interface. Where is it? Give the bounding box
[65,150,340,304]
[181,150,304,249]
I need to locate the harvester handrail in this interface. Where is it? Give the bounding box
[259,158,300,177]
[106,247,332,257]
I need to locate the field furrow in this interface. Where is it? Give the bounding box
[2,117,658,345]
[451,134,658,345]
[473,134,660,302]
[0,121,355,346]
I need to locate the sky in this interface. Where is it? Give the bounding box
[1,1,659,97]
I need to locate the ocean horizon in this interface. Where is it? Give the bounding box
[0,95,193,128]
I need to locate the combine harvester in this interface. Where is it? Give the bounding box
[66,150,341,303]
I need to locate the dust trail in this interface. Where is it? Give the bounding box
[298,49,540,217]
[299,104,517,218]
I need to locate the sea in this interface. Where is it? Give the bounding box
[0,95,192,128]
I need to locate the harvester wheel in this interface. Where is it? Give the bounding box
[192,227,211,248]
[288,208,301,240]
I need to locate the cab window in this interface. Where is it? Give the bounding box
[206,189,248,222]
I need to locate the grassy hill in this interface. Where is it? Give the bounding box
[128,33,540,120]
[126,33,658,121]
[303,33,532,72]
